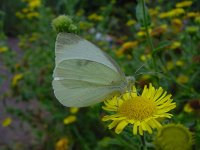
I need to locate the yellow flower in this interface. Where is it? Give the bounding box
[27,12,40,19]
[159,12,171,19]
[102,84,176,135]
[22,8,29,13]
[195,16,200,24]
[154,124,194,150]
[149,8,159,17]
[140,54,151,62]
[12,74,23,87]
[186,12,199,18]
[177,75,189,84]
[28,0,41,9]
[63,115,77,125]
[70,107,79,114]
[126,19,136,26]
[15,12,25,19]
[79,22,93,30]
[0,46,8,53]
[170,41,181,50]
[137,31,146,37]
[186,26,199,34]
[55,138,69,150]
[166,61,174,70]
[184,103,193,113]
[176,60,184,67]
[159,9,185,19]
[116,41,138,57]
[176,1,193,8]
[88,13,103,21]
[76,9,84,17]
[2,117,12,127]
[184,99,200,113]
[171,18,183,33]
[151,24,168,37]
[29,33,40,42]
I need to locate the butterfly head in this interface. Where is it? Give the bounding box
[126,76,135,91]
[126,76,135,85]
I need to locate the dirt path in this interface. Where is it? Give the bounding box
[0,38,37,149]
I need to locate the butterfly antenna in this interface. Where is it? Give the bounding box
[135,71,163,77]
[134,63,146,76]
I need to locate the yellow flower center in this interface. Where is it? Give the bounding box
[119,96,156,121]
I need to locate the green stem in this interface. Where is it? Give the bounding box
[140,134,148,150]
[72,126,90,150]
[140,0,157,70]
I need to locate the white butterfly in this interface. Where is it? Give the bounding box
[52,33,135,107]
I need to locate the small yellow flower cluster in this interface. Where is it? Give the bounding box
[63,107,79,125]
[55,138,69,150]
[177,75,189,84]
[149,7,160,17]
[176,1,193,8]
[126,19,136,26]
[88,13,104,22]
[1,117,12,127]
[79,22,94,30]
[15,0,41,19]
[116,41,138,57]
[170,41,181,50]
[151,24,168,37]
[140,54,151,62]
[171,18,183,33]
[12,74,23,87]
[0,46,8,53]
[159,8,185,19]
[184,99,200,113]
[186,26,199,34]
[166,60,185,71]
[28,33,40,42]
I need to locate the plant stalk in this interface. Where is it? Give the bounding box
[140,0,157,70]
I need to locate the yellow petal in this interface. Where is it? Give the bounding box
[141,85,148,97]
[143,122,153,134]
[139,126,143,135]
[156,94,171,105]
[131,86,138,97]
[152,119,162,128]
[153,87,163,101]
[102,114,121,121]
[133,121,140,135]
[108,120,120,129]
[115,120,128,134]
[155,91,167,102]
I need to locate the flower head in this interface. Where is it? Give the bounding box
[12,74,23,87]
[154,124,194,150]
[102,84,176,135]
[52,15,78,33]
[55,137,69,150]
[0,46,8,53]
[176,1,193,8]
[63,115,77,125]
[2,117,12,127]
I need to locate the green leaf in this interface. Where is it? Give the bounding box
[152,40,172,56]
[136,1,151,27]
